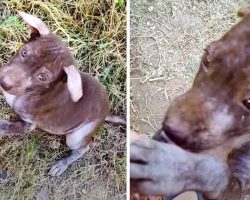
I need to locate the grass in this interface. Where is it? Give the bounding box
[130,0,250,135]
[0,1,126,200]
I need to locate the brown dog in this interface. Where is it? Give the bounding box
[0,11,124,176]
[156,7,250,163]
[150,7,250,199]
[131,7,250,200]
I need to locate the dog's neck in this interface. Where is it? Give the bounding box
[201,134,250,161]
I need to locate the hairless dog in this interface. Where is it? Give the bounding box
[0,11,125,176]
[131,7,250,200]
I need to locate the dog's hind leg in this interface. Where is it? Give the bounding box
[48,120,100,176]
[0,118,35,137]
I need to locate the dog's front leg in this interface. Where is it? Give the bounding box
[0,117,35,137]
[48,120,100,176]
[130,139,230,200]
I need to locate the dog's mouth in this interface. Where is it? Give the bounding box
[153,127,189,147]
[0,84,29,97]
[152,129,176,145]
[153,129,208,152]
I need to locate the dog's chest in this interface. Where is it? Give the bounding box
[2,90,16,108]
[2,90,33,124]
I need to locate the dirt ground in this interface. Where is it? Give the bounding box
[130,0,249,199]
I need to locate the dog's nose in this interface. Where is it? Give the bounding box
[0,78,12,91]
[162,123,187,146]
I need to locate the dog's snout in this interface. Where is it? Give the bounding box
[0,78,12,91]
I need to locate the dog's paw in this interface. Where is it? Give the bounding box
[48,159,69,176]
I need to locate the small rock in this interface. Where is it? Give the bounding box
[49,140,61,149]
[151,25,156,30]
[146,21,151,26]
[0,170,8,179]
[81,188,87,195]
[148,6,154,12]
[0,170,10,182]
[36,186,49,200]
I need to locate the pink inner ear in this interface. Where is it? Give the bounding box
[64,65,83,102]
[27,24,40,36]
[18,11,50,36]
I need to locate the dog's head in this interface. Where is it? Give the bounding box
[156,8,250,152]
[0,11,82,102]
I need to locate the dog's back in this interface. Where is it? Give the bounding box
[19,72,110,134]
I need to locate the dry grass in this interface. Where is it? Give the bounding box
[130,0,249,135]
[0,1,126,200]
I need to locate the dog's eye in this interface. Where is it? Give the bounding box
[37,73,48,82]
[21,49,27,57]
[242,99,250,110]
[202,57,209,68]
[202,49,210,71]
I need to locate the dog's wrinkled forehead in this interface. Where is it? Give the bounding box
[14,11,75,73]
[205,14,250,71]
[194,13,250,99]
[23,33,75,71]
[28,34,66,54]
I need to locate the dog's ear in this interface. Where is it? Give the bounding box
[238,8,250,18]
[17,11,50,36]
[205,44,217,62]
[64,65,83,102]
[205,40,226,63]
